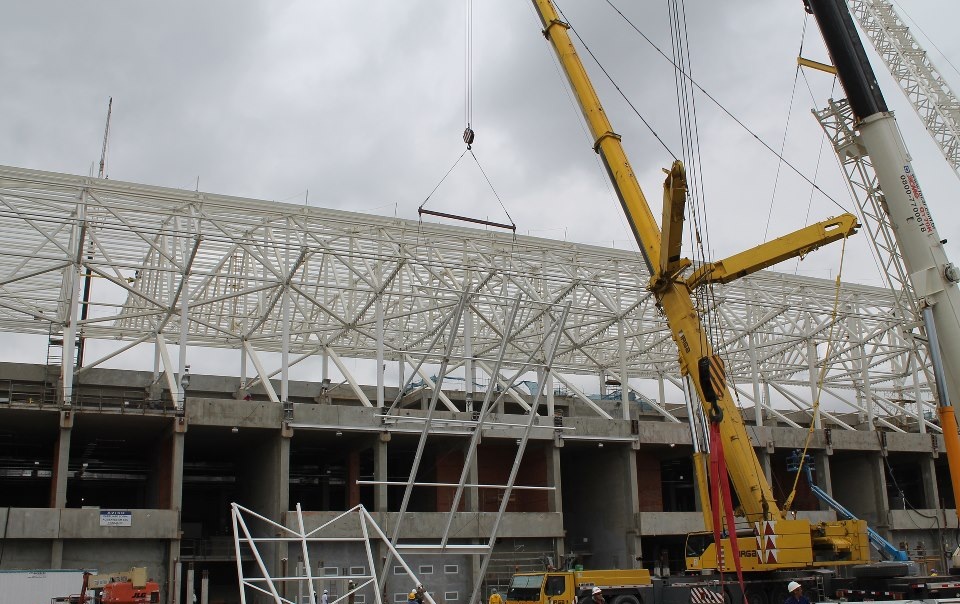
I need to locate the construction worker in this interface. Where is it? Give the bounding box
[408,591,417,604]
[489,588,503,604]
[415,584,426,604]
[784,582,809,604]
[590,587,605,604]
[321,590,329,604]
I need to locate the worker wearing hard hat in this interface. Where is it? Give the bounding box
[784,582,809,604]
[590,587,605,604]
[489,588,503,604]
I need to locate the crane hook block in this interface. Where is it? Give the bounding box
[698,357,718,403]
[463,126,475,148]
[698,356,724,423]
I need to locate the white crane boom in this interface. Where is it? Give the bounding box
[847,0,960,178]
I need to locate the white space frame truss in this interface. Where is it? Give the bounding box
[0,164,939,432]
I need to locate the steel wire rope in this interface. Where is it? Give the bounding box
[876,430,942,524]
[783,233,850,513]
[669,0,773,530]
[468,149,516,235]
[791,68,838,275]
[602,0,852,215]
[554,2,678,161]
[873,430,952,572]
[668,0,716,354]
[420,1,516,240]
[417,149,470,216]
[762,19,808,243]
[464,0,473,135]
[792,45,928,308]
[545,2,649,250]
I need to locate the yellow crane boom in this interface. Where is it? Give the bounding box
[529,0,869,571]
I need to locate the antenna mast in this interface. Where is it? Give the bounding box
[98,97,112,179]
[78,97,112,368]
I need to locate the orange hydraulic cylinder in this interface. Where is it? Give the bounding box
[938,406,960,521]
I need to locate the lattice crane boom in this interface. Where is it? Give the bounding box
[848,0,960,178]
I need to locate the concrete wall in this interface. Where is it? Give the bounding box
[2,362,959,602]
[290,512,563,540]
[559,444,638,570]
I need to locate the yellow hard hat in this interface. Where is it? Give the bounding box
[409,593,417,600]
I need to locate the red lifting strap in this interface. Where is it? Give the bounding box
[709,421,748,604]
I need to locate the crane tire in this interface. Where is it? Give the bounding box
[745,588,767,604]
[851,563,912,578]
[767,585,787,604]
[611,594,641,604]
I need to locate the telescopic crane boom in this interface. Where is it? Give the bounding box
[804,0,960,522]
[529,0,867,572]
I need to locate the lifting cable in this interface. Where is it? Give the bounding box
[667,0,717,355]
[666,3,748,597]
[417,149,517,232]
[554,2,678,161]
[783,232,849,512]
[762,18,807,243]
[417,0,516,235]
[602,0,851,215]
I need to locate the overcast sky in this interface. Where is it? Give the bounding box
[2,0,959,379]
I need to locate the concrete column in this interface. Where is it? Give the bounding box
[465,441,479,512]
[622,445,642,569]
[200,570,209,604]
[172,561,182,604]
[49,411,73,568]
[375,440,389,512]
[920,455,941,509]
[546,442,565,563]
[166,423,186,604]
[280,430,292,499]
[872,453,892,536]
[186,564,195,604]
[814,451,834,501]
[756,449,772,487]
[50,411,72,508]
[348,451,361,508]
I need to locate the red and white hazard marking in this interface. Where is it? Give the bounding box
[690,587,724,604]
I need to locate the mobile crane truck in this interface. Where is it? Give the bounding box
[67,568,160,604]
[504,1,960,604]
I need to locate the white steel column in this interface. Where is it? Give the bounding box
[750,330,763,427]
[860,339,876,429]
[281,284,290,404]
[177,276,189,414]
[807,338,822,429]
[465,303,474,413]
[619,319,629,420]
[376,296,384,408]
[911,352,926,433]
[242,341,280,403]
[61,199,86,407]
